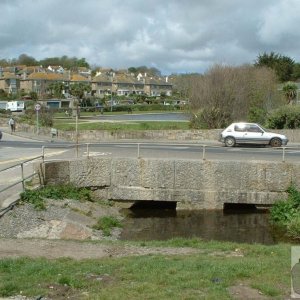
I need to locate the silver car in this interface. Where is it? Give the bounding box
[219,122,289,147]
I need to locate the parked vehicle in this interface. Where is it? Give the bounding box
[219,122,288,147]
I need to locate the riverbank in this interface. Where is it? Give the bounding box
[0,191,293,299]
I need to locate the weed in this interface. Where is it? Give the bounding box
[92,216,122,236]
[20,184,92,210]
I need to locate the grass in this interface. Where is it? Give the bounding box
[53,119,190,131]
[0,239,291,299]
[20,184,92,210]
[92,216,123,236]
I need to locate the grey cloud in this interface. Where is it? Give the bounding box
[1,0,300,74]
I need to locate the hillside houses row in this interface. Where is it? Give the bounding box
[0,65,173,99]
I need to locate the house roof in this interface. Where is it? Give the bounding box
[27,72,67,81]
[92,73,112,83]
[71,74,90,82]
[1,72,18,79]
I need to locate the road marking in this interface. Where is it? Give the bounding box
[83,152,112,157]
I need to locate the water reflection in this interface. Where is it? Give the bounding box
[120,208,279,244]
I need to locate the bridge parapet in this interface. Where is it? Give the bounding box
[41,158,300,209]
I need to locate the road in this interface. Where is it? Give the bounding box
[1,133,300,164]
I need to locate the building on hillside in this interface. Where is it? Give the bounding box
[0,65,173,99]
[20,72,69,97]
[47,65,65,74]
[0,70,20,94]
[91,73,114,97]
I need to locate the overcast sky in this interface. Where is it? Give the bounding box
[1,0,300,75]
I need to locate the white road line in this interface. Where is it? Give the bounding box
[83,152,112,157]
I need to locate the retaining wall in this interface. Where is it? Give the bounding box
[41,157,300,209]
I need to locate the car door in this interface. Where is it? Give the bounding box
[233,124,247,143]
[243,124,266,144]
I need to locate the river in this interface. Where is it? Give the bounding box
[120,207,282,245]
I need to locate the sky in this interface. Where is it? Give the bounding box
[1,0,300,75]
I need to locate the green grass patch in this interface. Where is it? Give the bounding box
[20,184,92,210]
[92,216,123,236]
[53,120,189,131]
[0,239,292,299]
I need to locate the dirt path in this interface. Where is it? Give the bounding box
[0,238,202,260]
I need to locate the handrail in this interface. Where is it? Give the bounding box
[0,154,45,215]
[0,155,44,173]
[40,141,299,162]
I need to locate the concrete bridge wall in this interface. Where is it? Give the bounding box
[41,158,300,209]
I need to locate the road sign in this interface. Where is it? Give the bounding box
[35,104,41,111]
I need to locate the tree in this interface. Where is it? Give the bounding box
[47,82,66,98]
[188,64,283,128]
[282,82,298,104]
[29,91,38,101]
[17,54,38,66]
[292,63,300,80]
[255,52,295,82]
[69,82,91,100]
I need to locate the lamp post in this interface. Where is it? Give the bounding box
[111,75,113,112]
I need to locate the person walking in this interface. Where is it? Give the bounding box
[8,117,15,133]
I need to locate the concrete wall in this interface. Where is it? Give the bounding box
[42,157,300,209]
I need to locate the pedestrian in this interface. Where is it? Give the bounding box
[8,117,15,133]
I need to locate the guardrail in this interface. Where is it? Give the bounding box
[52,142,291,162]
[0,155,44,217]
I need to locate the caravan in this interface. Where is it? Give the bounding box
[6,101,25,112]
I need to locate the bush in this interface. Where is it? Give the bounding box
[266,105,300,129]
[189,108,231,129]
[270,185,300,239]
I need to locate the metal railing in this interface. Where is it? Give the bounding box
[0,154,44,217]
[50,142,291,162]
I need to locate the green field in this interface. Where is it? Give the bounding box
[0,239,292,299]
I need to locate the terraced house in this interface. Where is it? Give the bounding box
[0,65,173,99]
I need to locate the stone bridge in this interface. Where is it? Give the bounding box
[40,157,300,209]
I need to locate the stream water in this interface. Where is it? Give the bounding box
[120,207,282,245]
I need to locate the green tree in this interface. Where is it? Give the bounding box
[282,82,298,104]
[47,82,66,98]
[255,52,295,82]
[17,54,38,66]
[69,82,91,100]
[29,91,38,101]
[292,63,300,80]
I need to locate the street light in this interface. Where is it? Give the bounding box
[111,75,113,112]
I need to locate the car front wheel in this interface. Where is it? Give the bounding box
[270,138,282,147]
[225,136,236,147]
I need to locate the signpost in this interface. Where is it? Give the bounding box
[35,104,41,134]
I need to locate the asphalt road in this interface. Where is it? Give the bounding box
[1,135,300,164]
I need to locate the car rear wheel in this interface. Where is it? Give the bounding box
[225,136,236,147]
[270,138,282,147]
